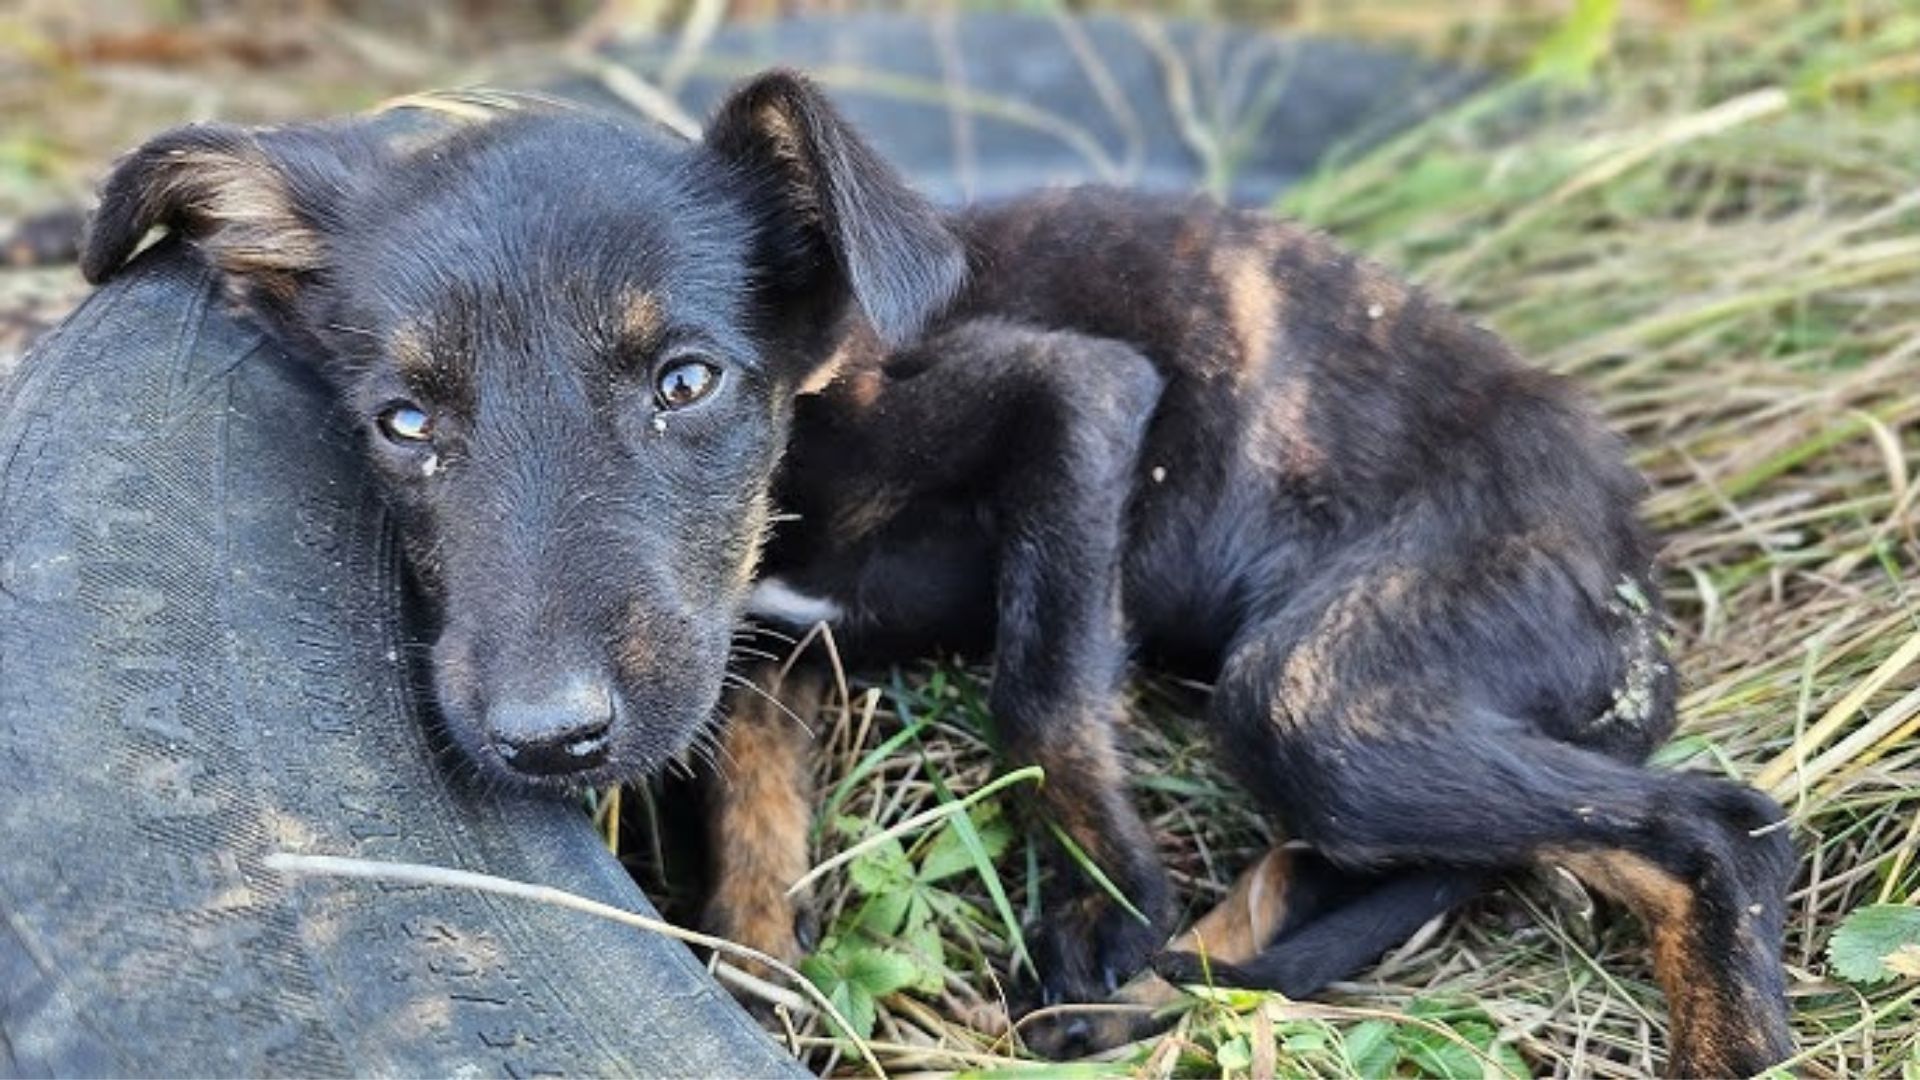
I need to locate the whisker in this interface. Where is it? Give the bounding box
[734,623,798,646]
[717,674,813,738]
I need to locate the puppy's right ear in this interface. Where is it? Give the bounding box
[82,123,373,304]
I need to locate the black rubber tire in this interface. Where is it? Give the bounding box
[0,243,801,1078]
[590,13,1481,205]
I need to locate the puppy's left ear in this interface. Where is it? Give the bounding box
[706,70,965,348]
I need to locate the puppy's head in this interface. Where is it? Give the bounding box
[84,73,963,788]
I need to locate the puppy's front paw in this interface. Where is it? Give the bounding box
[1017,896,1169,1058]
[1027,893,1163,1009]
[704,891,816,1022]
[1022,1006,1159,1060]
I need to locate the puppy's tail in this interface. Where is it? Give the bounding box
[1155,862,1488,996]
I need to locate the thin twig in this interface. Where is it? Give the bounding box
[263,852,886,1078]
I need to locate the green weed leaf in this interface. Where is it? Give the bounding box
[1215,1034,1252,1072]
[1343,1020,1400,1077]
[919,803,1013,884]
[1830,904,1920,985]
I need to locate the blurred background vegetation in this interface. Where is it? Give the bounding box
[4,2,1919,1076]
[0,0,1792,221]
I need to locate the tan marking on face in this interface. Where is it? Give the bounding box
[799,321,885,396]
[618,288,664,346]
[797,343,852,397]
[732,488,773,595]
[389,324,432,380]
[838,368,885,410]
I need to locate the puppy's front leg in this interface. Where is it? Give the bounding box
[789,321,1172,1004]
[999,638,1172,1008]
[948,328,1173,1003]
[703,663,827,982]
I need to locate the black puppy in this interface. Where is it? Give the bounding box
[83,73,1794,1076]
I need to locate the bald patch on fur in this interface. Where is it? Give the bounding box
[1244,374,1324,479]
[1214,242,1279,374]
[1272,570,1419,731]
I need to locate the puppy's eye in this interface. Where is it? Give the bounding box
[377,402,433,444]
[655,358,720,410]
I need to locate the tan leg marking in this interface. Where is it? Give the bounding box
[1110,846,1298,1011]
[706,668,826,973]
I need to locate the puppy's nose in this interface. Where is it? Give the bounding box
[488,680,614,776]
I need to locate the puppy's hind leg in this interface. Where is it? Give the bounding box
[1025,845,1481,1057]
[1201,616,1794,1077]
[1150,861,1487,996]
